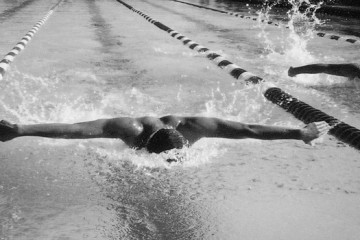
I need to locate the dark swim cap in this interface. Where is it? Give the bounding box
[145,128,188,154]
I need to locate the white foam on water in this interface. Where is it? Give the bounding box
[82,138,226,170]
[255,0,338,88]
[0,70,164,125]
[0,68,233,167]
[201,83,273,124]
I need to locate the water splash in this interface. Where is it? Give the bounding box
[0,67,302,168]
[0,69,169,124]
[287,0,323,38]
[202,83,274,124]
[255,0,332,86]
[283,1,320,64]
[86,139,226,170]
[1,70,91,121]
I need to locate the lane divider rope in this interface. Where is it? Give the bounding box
[116,0,360,150]
[116,0,262,84]
[265,88,360,149]
[173,0,360,45]
[0,0,63,81]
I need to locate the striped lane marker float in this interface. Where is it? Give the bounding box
[116,0,262,84]
[173,0,360,45]
[264,87,360,150]
[316,32,359,44]
[0,0,63,81]
[116,0,360,150]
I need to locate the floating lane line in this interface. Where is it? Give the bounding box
[115,0,360,150]
[172,0,360,45]
[264,87,360,150]
[0,0,63,81]
[173,0,287,28]
[115,0,262,84]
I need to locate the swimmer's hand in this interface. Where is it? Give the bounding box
[0,120,18,142]
[288,67,296,77]
[301,121,330,145]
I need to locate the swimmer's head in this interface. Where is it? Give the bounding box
[145,128,188,154]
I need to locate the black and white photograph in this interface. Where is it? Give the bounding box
[0,0,359,239]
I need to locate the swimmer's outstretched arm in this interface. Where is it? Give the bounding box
[17,120,110,139]
[288,63,360,78]
[241,121,330,144]
[0,118,141,142]
[180,117,330,144]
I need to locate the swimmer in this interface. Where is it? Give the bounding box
[0,116,330,154]
[288,63,360,84]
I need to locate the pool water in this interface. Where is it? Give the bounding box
[0,0,359,239]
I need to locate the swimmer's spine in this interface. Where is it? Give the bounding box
[172,0,360,45]
[115,0,262,83]
[0,0,63,81]
[265,87,360,150]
